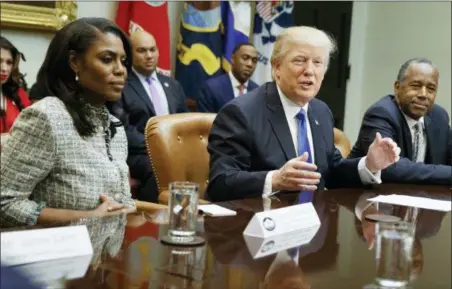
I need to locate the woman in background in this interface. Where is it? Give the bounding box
[0,18,136,258]
[0,36,31,134]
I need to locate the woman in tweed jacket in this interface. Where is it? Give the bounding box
[0,18,136,255]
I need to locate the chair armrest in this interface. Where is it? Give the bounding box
[158,190,210,205]
[200,199,210,204]
[134,200,167,213]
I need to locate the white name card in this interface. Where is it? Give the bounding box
[1,225,93,266]
[368,194,452,212]
[244,225,320,259]
[14,255,93,284]
[243,202,321,239]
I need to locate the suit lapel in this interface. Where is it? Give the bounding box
[423,115,436,163]
[401,115,413,159]
[307,103,327,168]
[394,98,413,158]
[224,74,235,103]
[247,80,257,91]
[266,83,297,161]
[129,72,156,115]
[157,74,175,113]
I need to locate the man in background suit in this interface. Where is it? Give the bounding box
[120,30,188,202]
[349,58,451,185]
[196,43,259,113]
[206,26,401,202]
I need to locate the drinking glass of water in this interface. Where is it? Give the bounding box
[164,182,204,245]
[375,221,415,288]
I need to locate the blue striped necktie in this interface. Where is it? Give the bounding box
[296,109,313,203]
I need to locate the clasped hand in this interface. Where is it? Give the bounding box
[93,194,136,217]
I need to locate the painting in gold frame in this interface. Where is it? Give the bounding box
[0,1,77,32]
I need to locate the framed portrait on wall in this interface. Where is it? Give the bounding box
[0,1,77,31]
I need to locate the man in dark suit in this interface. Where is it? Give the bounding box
[206,26,401,202]
[196,43,259,113]
[349,58,451,185]
[120,30,188,202]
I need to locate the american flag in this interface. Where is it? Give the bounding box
[256,1,275,22]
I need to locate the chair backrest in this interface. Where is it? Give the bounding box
[333,128,351,158]
[145,113,216,199]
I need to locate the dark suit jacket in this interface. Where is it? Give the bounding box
[196,73,259,113]
[206,82,365,202]
[119,71,188,174]
[349,95,451,185]
[449,129,452,165]
[1,265,43,289]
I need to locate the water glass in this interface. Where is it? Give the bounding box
[167,182,200,242]
[375,221,415,287]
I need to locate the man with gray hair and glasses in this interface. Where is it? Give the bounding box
[350,57,451,185]
[205,26,401,202]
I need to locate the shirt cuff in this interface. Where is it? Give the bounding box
[358,156,382,185]
[263,170,279,198]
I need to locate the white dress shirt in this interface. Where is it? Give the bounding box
[403,114,426,163]
[262,85,381,197]
[229,71,248,97]
[133,68,170,115]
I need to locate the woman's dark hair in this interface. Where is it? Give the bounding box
[0,36,28,112]
[34,17,132,137]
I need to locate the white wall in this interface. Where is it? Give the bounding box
[1,1,450,143]
[345,1,451,144]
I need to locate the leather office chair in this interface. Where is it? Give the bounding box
[134,200,167,212]
[145,113,216,204]
[333,128,351,158]
[128,171,167,212]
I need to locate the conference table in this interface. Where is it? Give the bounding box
[9,184,452,289]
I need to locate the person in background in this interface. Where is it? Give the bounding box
[197,43,259,113]
[349,58,451,186]
[206,26,400,202]
[119,30,187,203]
[0,36,31,134]
[0,18,135,254]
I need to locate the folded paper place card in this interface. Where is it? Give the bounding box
[243,202,321,239]
[14,255,93,284]
[199,204,237,217]
[1,225,93,266]
[367,194,452,212]
[244,225,320,259]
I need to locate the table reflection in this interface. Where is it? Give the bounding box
[328,184,450,286]
[1,184,450,289]
[205,191,339,289]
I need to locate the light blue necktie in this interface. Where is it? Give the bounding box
[296,109,313,203]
